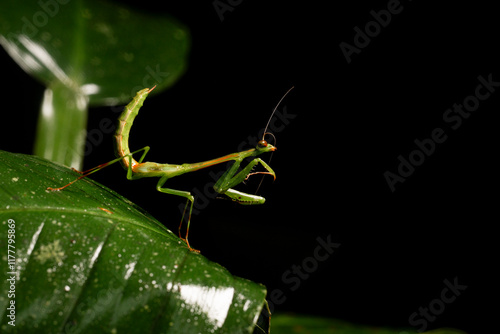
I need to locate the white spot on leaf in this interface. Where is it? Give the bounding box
[35,240,65,264]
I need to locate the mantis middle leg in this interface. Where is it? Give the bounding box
[155,175,198,253]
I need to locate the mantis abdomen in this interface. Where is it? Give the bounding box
[114,87,155,170]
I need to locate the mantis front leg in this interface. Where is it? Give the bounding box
[214,158,276,205]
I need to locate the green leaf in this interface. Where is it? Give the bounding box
[270,314,468,334]
[0,0,190,169]
[0,150,267,334]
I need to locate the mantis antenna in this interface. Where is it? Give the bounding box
[261,86,295,140]
[255,86,294,193]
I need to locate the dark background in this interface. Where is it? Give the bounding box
[1,1,497,332]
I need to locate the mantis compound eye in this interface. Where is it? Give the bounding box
[257,140,268,148]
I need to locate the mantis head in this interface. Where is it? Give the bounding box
[256,140,276,154]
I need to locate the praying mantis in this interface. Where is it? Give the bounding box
[48,86,293,252]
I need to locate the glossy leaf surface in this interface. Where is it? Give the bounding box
[0,150,266,334]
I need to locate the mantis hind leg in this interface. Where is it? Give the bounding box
[155,175,199,253]
[81,146,151,178]
[47,147,150,191]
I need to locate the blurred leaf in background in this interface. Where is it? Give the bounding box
[0,0,190,169]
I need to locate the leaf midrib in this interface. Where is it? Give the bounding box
[0,207,175,241]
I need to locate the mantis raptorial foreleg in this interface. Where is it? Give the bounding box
[214,158,276,205]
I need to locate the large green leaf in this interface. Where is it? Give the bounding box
[0,1,190,169]
[0,150,267,334]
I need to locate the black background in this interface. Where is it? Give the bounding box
[1,1,498,332]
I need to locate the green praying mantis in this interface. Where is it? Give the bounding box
[48,86,293,252]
